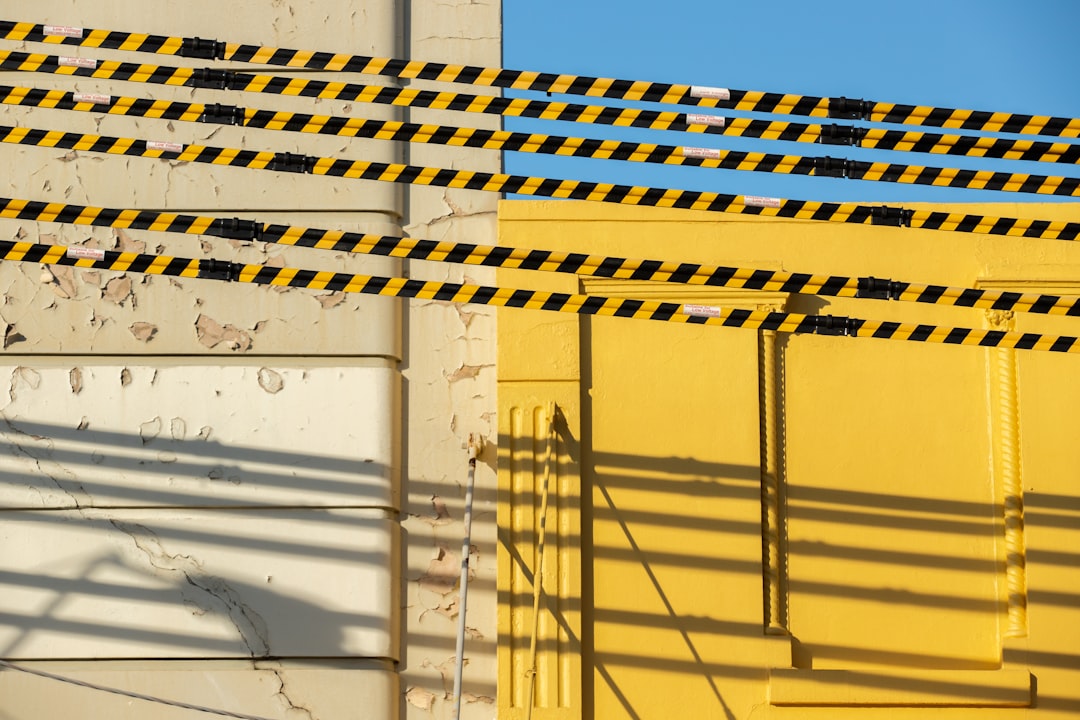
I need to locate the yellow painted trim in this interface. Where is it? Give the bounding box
[769,669,1032,707]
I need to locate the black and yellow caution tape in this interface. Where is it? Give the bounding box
[3,124,1080,241]
[855,128,1080,166]
[0,84,798,173]
[6,51,1079,168]
[0,49,727,136]
[3,237,1077,353]
[5,196,1080,319]
[4,19,1080,138]
[719,120,1080,165]
[5,84,1080,195]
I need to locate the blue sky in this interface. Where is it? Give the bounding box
[502,0,1080,204]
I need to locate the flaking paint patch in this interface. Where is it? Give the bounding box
[257,368,284,394]
[170,417,187,441]
[194,314,255,352]
[103,275,134,306]
[69,367,83,394]
[120,368,132,387]
[129,321,158,342]
[462,693,494,705]
[418,544,459,595]
[419,495,452,526]
[317,291,346,309]
[139,416,162,445]
[114,228,146,254]
[406,687,436,711]
[445,364,486,383]
[420,657,459,699]
[3,323,25,348]
[42,265,77,299]
[9,367,41,401]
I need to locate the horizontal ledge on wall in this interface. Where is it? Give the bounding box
[768,668,1033,707]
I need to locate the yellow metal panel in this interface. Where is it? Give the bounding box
[769,669,1032,706]
[498,200,1080,719]
[497,388,582,720]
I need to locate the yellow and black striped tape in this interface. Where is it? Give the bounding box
[3,19,1080,138]
[4,123,1080,241]
[5,196,1080,319]
[0,84,800,174]
[6,51,1079,167]
[0,49,727,136]
[3,237,1077,354]
[5,84,1079,196]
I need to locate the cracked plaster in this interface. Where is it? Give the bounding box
[1,1,501,718]
[401,2,501,706]
[0,508,397,659]
[0,365,399,509]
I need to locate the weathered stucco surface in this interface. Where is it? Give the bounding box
[0,363,399,509]
[0,507,398,658]
[1,0,500,718]
[399,0,501,717]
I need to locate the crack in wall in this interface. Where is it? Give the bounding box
[1,412,86,510]
[108,520,271,657]
[269,667,317,720]
[3,367,88,508]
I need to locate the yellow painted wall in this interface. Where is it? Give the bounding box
[497,200,1080,719]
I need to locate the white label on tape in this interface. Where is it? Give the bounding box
[59,56,97,69]
[681,147,722,160]
[685,113,725,127]
[44,25,84,38]
[689,85,730,101]
[743,195,783,208]
[72,93,110,105]
[66,246,106,261]
[683,304,723,318]
[147,140,184,153]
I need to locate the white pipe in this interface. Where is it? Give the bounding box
[452,434,481,719]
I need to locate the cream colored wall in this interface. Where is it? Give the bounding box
[401,0,501,718]
[498,200,1080,719]
[0,1,500,719]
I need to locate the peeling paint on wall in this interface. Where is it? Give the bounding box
[3,324,25,349]
[194,314,257,352]
[68,368,83,394]
[0,1,499,717]
[10,366,41,399]
[129,321,158,342]
[406,686,437,711]
[139,416,162,445]
[42,265,77,299]
[114,228,146,254]
[0,365,398,509]
[317,291,346,309]
[257,368,285,394]
[102,275,134,306]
